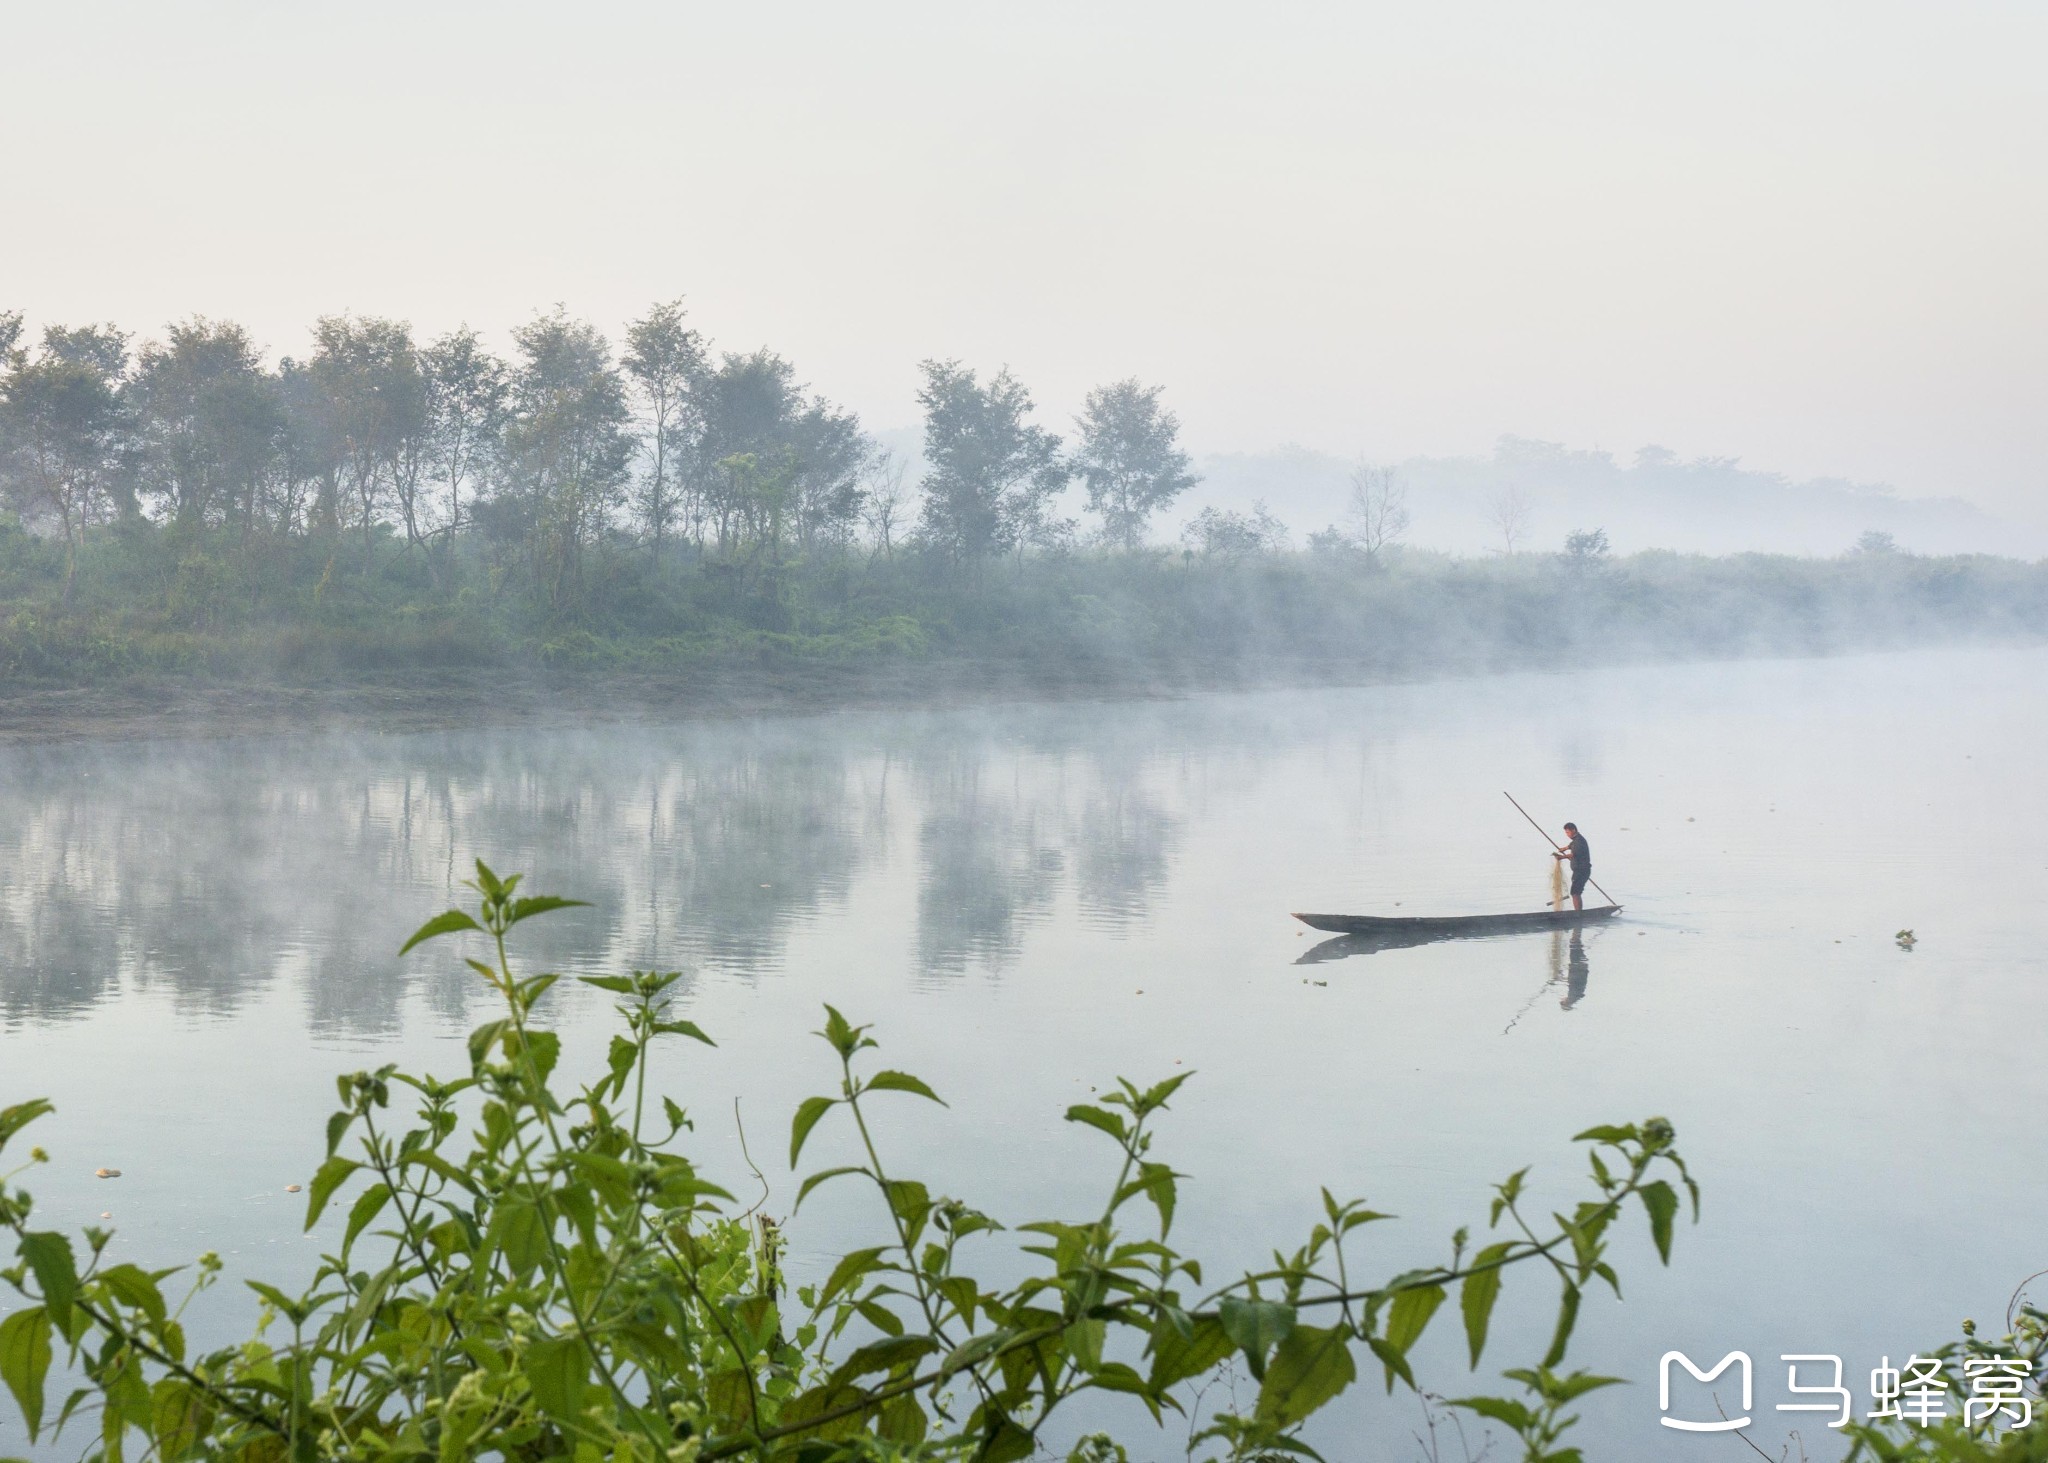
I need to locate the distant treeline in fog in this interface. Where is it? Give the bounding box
[1,303,2044,690]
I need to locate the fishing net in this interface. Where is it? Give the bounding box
[1549,856,1565,911]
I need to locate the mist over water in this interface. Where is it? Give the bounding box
[2,643,2044,1458]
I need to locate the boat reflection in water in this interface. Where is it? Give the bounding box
[1293,907,1617,967]
[1294,919,1600,1018]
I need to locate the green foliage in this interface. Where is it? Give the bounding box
[0,865,1867,1461]
[1839,1301,2048,1462]
[6,302,2048,704]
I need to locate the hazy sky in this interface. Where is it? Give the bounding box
[5,1,2043,517]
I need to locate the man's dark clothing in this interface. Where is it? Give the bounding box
[1566,831,1590,897]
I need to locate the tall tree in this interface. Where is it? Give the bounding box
[787,398,868,556]
[0,324,130,600]
[420,328,508,546]
[308,316,427,553]
[272,357,341,539]
[693,350,867,559]
[1488,484,1532,555]
[127,319,280,531]
[1346,461,1410,566]
[621,300,706,564]
[1073,378,1197,552]
[914,361,1066,572]
[861,449,909,560]
[499,311,635,606]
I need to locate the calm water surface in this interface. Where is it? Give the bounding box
[3,645,2044,1459]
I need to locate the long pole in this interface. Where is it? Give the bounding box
[1503,791,1619,909]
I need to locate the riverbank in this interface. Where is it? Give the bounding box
[3,625,2041,746]
[5,543,2044,743]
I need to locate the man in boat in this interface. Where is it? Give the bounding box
[1552,822,1591,911]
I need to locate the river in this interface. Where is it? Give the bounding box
[2,644,2043,1458]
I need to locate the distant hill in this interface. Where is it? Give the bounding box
[1177,438,2039,558]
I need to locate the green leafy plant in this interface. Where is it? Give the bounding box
[3,863,1702,1461]
[1838,1291,2048,1462]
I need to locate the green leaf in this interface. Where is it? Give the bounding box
[819,1005,870,1058]
[936,1328,1013,1378]
[303,1155,361,1230]
[1116,1161,1179,1235]
[1448,1394,1534,1429]
[705,1367,756,1430]
[1638,1180,1679,1263]
[864,1070,945,1105]
[1385,1283,1445,1357]
[885,1179,932,1245]
[506,895,588,928]
[567,1152,634,1210]
[19,1233,77,1328]
[828,1335,938,1386]
[1256,1324,1357,1426]
[651,1019,715,1046]
[97,1265,167,1324]
[524,1334,588,1422]
[876,1392,927,1445]
[1366,1334,1416,1392]
[150,1376,211,1457]
[0,1099,54,1151]
[794,1166,867,1214]
[244,1280,310,1324]
[510,1028,561,1080]
[790,1095,837,1167]
[489,1198,551,1277]
[1149,1315,1233,1390]
[466,1019,510,1071]
[0,1306,51,1440]
[1460,1243,1512,1367]
[981,1418,1035,1463]
[1219,1297,1295,1381]
[1542,1283,1582,1368]
[603,1034,638,1096]
[1555,1370,1626,1401]
[398,909,483,955]
[1064,1104,1129,1142]
[819,1246,890,1306]
[856,1299,905,1337]
[1134,1070,1195,1114]
[778,1381,872,1442]
[1571,1124,1634,1145]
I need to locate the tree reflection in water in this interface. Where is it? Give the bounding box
[0,707,1198,1028]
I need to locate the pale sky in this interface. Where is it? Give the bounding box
[4,1,2043,517]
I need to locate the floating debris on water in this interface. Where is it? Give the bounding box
[94,1168,121,1179]
[1896,929,1917,949]
[285,1184,302,1193]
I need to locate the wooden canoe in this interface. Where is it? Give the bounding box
[1291,905,1622,936]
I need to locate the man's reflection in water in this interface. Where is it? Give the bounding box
[1559,929,1590,1010]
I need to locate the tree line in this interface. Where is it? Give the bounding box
[0,303,1199,608]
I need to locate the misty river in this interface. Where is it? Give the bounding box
[3,644,2043,1459]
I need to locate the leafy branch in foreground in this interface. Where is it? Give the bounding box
[1838,1291,2048,1462]
[5,863,1696,1462]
